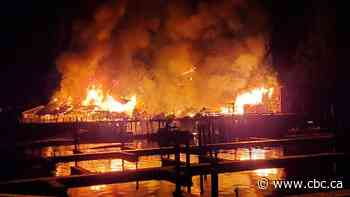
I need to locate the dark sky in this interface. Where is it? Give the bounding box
[0,1,63,107]
[0,1,94,108]
[0,1,336,111]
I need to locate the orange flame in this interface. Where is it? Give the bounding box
[220,106,233,114]
[82,86,136,116]
[233,87,273,115]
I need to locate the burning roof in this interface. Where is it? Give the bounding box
[22,0,282,122]
[22,86,281,123]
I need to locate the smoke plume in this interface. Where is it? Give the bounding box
[54,0,278,115]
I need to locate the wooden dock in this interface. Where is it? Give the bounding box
[50,150,138,163]
[46,134,334,163]
[0,152,346,196]
[1,133,341,196]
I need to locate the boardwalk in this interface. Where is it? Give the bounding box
[47,134,334,163]
[0,152,346,196]
[0,133,341,196]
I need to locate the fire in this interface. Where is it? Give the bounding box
[233,87,273,115]
[82,87,104,107]
[220,106,233,114]
[82,86,137,116]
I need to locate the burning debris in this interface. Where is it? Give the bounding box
[22,86,280,123]
[22,86,137,123]
[22,0,281,123]
[221,87,280,115]
[81,86,136,116]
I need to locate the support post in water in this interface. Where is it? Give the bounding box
[185,142,191,193]
[135,161,139,190]
[200,174,204,194]
[122,159,125,171]
[173,143,182,197]
[198,121,206,191]
[211,159,219,197]
[73,121,79,154]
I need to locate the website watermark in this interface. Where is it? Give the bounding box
[257,177,344,190]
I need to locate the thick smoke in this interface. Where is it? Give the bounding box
[54,0,278,115]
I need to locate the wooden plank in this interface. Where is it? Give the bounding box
[70,166,92,175]
[45,135,334,163]
[51,151,138,163]
[1,152,346,196]
[189,152,346,175]
[124,134,334,155]
[89,143,132,149]
[0,166,171,195]
[161,158,186,167]
[192,134,334,152]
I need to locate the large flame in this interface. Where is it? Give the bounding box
[82,86,136,116]
[233,87,273,115]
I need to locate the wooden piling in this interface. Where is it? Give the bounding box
[185,142,191,193]
[199,174,204,194]
[70,166,92,175]
[211,162,219,197]
[173,143,182,197]
[135,161,139,190]
[0,152,346,196]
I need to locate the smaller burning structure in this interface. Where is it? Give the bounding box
[20,85,292,142]
[22,85,281,124]
[220,86,281,115]
[22,86,137,123]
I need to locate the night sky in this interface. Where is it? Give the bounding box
[1,1,82,107]
[0,0,337,119]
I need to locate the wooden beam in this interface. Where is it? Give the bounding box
[70,166,92,175]
[50,151,138,163]
[1,152,346,196]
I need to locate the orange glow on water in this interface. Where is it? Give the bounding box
[236,148,280,176]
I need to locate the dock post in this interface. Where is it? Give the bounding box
[249,146,252,159]
[173,143,182,197]
[199,125,204,194]
[211,160,219,197]
[136,161,139,190]
[199,121,207,180]
[73,121,80,155]
[130,120,133,133]
[200,174,204,194]
[234,187,239,197]
[185,142,191,193]
[122,159,125,171]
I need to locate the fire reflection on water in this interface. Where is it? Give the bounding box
[42,142,284,196]
[90,184,107,191]
[237,148,282,177]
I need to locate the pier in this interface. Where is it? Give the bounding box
[0,133,345,196]
[0,152,346,196]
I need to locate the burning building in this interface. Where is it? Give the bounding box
[22,0,282,123]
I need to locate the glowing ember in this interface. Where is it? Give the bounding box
[82,86,137,116]
[220,106,233,114]
[82,87,104,106]
[234,87,273,115]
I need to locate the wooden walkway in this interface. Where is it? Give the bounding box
[0,152,346,196]
[46,134,334,163]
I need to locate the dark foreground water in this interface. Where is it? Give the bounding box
[39,140,289,197]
